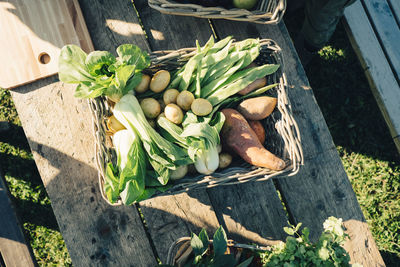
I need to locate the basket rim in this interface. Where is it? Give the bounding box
[90,38,303,206]
[147,0,287,24]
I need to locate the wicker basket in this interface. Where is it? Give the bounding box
[166,237,269,265]
[148,0,286,24]
[89,39,303,205]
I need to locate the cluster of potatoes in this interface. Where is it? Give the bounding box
[135,70,213,124]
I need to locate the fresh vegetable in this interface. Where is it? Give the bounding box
[157,111,225,175]
[248,120,265,144]
[59,44,150,101]
[170,165,188,180]
[163,89,180,105]
[150,70,170,93]
[165,103,184,124]
[140,98,161,119]
[134,74,151,93]
[104,129,146,205]
[238,77,267,95]
[106,115,125,133]
[113,94,191,185]
[237,96,277,120]
[191,98,212,116]
[221,109,285,171]
[218,153,232,169]
[177,90,195,111]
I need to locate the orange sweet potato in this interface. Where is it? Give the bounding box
[248,120,265,144]
[221,109,285,171]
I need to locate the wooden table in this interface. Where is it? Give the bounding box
[8,0,385,266]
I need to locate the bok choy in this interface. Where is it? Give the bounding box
[157,111,225,175]
[104,129,146,205]
[113,94,192,185]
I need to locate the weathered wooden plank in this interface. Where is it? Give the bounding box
[133,0,222,262]
[210,19,385,266]
[362,0,400,83]
[9,0,159,265]
[135,0,286,254]
[344,1,400,153]
[0,167,36,267]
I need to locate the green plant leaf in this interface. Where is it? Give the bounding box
[58,45,94,83]
[283,226,295,236]
[116,44,150,70]
[198,229,210,251]
[85,51,116,76]
[213,226,227,256]
[191,233,207,257]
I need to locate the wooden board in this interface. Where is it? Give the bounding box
[0,0,93,89]
[344,1,400,153]
[0,167,36,267]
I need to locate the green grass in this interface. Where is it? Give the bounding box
[0,9,399,266]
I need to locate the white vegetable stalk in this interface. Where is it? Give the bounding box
[194,146,219,175]
[112,129,135,171]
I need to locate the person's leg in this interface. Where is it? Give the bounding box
[302,0,357,49]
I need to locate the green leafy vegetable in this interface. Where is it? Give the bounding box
[58,44,150,101]
[113,94,192,185]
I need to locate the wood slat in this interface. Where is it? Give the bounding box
[0,168,36,267]
[210,19,385,266]
[344,1,400,153]
[388,0,400,26]
[362,0,400,83]
[9,0,160,265]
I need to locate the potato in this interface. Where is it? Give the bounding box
[176,91,195,111]
[163,89,180,105]
[219,153,232,169]
[107,115,125,133]
[238,77,267,95]
[191,98,212,116]
[150,70,170,93]
[140,98,161,119]
[134,74,151,93]
[248,120,265,144]
[165,103,184,124]
[170,165,188,180]
[237,96,277,120]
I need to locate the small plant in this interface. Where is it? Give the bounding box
[162,217,363,267]
[259,217,362,267]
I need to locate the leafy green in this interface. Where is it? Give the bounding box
[113,94,192,185]
[58,44,150,102]
[103,129,146,205]
[157,111,224,175]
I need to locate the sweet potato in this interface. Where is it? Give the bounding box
[221,109,285,171]
[248,120,265,144]
[237,96,277,120]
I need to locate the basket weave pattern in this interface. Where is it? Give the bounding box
[148,0,286,24]
[89,39,303,205]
